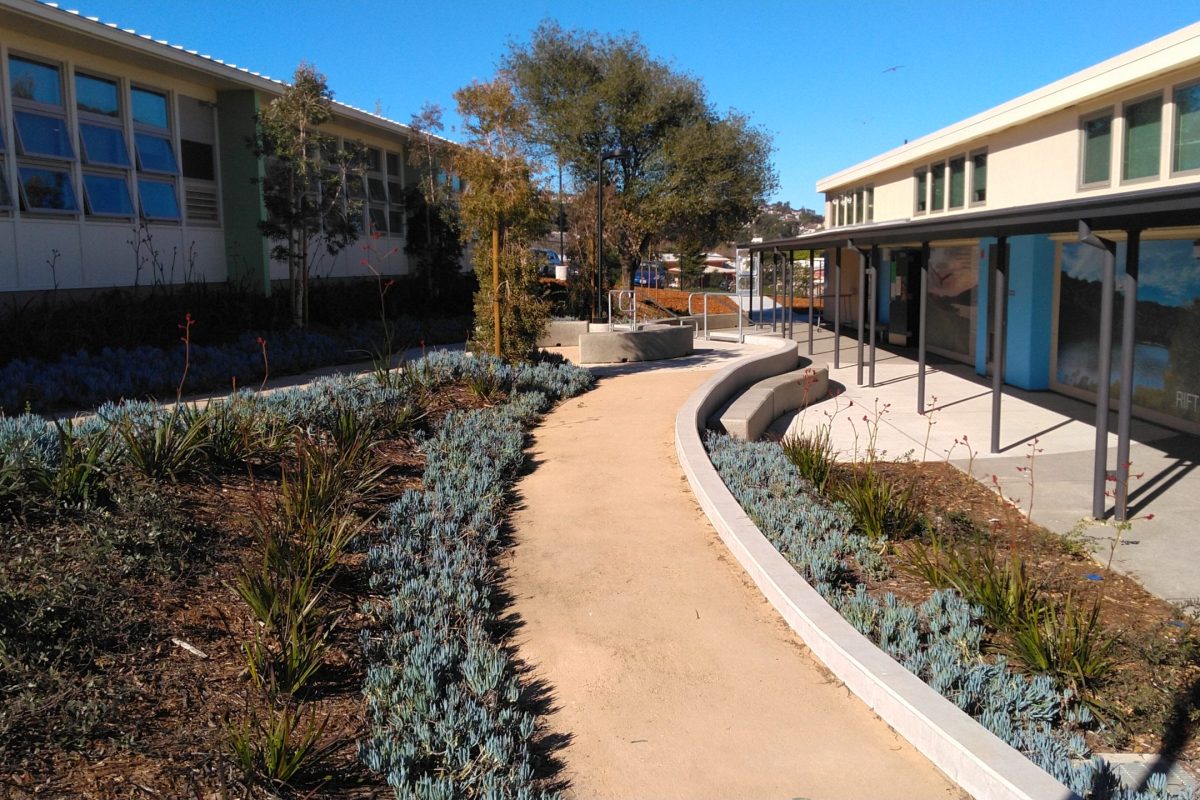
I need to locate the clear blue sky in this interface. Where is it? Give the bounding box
[69,1,1199,210]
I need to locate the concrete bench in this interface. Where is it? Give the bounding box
[711,364,829,441]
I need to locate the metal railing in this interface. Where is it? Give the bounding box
[607,289,637,331]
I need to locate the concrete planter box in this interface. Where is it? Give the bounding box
[578,324,694,364]
[537,319,590,348]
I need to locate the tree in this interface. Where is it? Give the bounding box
[505,22,777,289]
[404,104,463,299]
[451,75,550,358]
[258,63,362,327]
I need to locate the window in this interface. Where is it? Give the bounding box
[18,165,77,211]
[135,132,177,173]
[13,111,73,159]
[368,207,388,233]
[854,189,863,224]
[131,87,169,129]
[138,178,180,220]
[1173,81,1200,174]
[931,161,945,211]
[865,186,874,222]
[386,151,401,176]
[1081,112,1112,185]
[0,161,12,208]
[79,123,130,167]
[914,169,927,214]
[8,56,62,105]
[1123,95,1162,181]
[82,173,133,216]
[949,157,965,208]
[75,73,119,117]
[971,151,988,204]
[181,140,214,180]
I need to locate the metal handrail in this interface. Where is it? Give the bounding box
[607,289,637,331]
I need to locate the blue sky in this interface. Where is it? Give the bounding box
[70,1,1200,210]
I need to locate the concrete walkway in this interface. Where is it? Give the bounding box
[505,342,960,799]
[775,325,1200,607]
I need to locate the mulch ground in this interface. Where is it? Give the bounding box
[1,385,489,798]
[860,460,1200,762]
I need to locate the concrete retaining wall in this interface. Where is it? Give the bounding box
[673,338,1079,800]
[578,324,694,364]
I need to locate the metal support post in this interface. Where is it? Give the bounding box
[990,237,1008,454]
[918,242,930,415]
[1079,222,1116,520]
[868,245,879,388]
[833,247,842,369]
[856,246,865,386]
[1115,230,1140,521]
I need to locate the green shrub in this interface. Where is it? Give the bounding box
[833,467,921,544]
[227,702,338,788]
[116,406,210,482]
[1004,592,1117,694]
[900,531,1041,630]
[782,426,835,493]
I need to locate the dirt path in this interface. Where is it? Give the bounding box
[505,362,961,800]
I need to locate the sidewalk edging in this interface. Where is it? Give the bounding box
[673,337,1080,800]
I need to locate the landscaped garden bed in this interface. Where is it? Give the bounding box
[706,424,1200,799]
[0,350,592,798]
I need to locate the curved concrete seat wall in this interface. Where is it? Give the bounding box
[713,364,830,441]
[578,324,695,364]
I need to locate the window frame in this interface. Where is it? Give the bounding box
[1171,79,1200,176]
[81,170,134,218]
[0,159,13,209]
[914,168,928,215]
[17,163,78,215]
[930,161,946,212]
[7,53,65,110]
[969,149,988,206]
[1078,107,1114,189]
[137,176,181,222]
[948,156,966,209]
[1121,92,1163,184]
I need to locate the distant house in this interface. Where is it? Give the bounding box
[0,0,453,298]
[747,21,1200,439]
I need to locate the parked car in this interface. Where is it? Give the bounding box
[532,248,564,277]
[633,264,667,288]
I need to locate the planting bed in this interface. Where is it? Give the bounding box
[708,431,1200,799]
[0,351,593,798]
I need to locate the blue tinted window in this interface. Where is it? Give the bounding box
[135,132,177,173]
[83,173,133,216]
[131,87,168,128]
[14,111,73,159]
[19,166,77,211]
[0,163,11,207]
[138,178,179,220]
[80,123,130,167]
[76,73,119,116]
[8,56,61,106]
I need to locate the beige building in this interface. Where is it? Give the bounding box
[0,0,443,297]
[746,22,1200,519]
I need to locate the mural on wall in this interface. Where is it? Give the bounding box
[1057,238,1200,425]
[925,245,978,360]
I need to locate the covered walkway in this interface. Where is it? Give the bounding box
[776,326,1200,606]
[504,342,960,799]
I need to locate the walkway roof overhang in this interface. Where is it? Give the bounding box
[741,182,1200,253]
